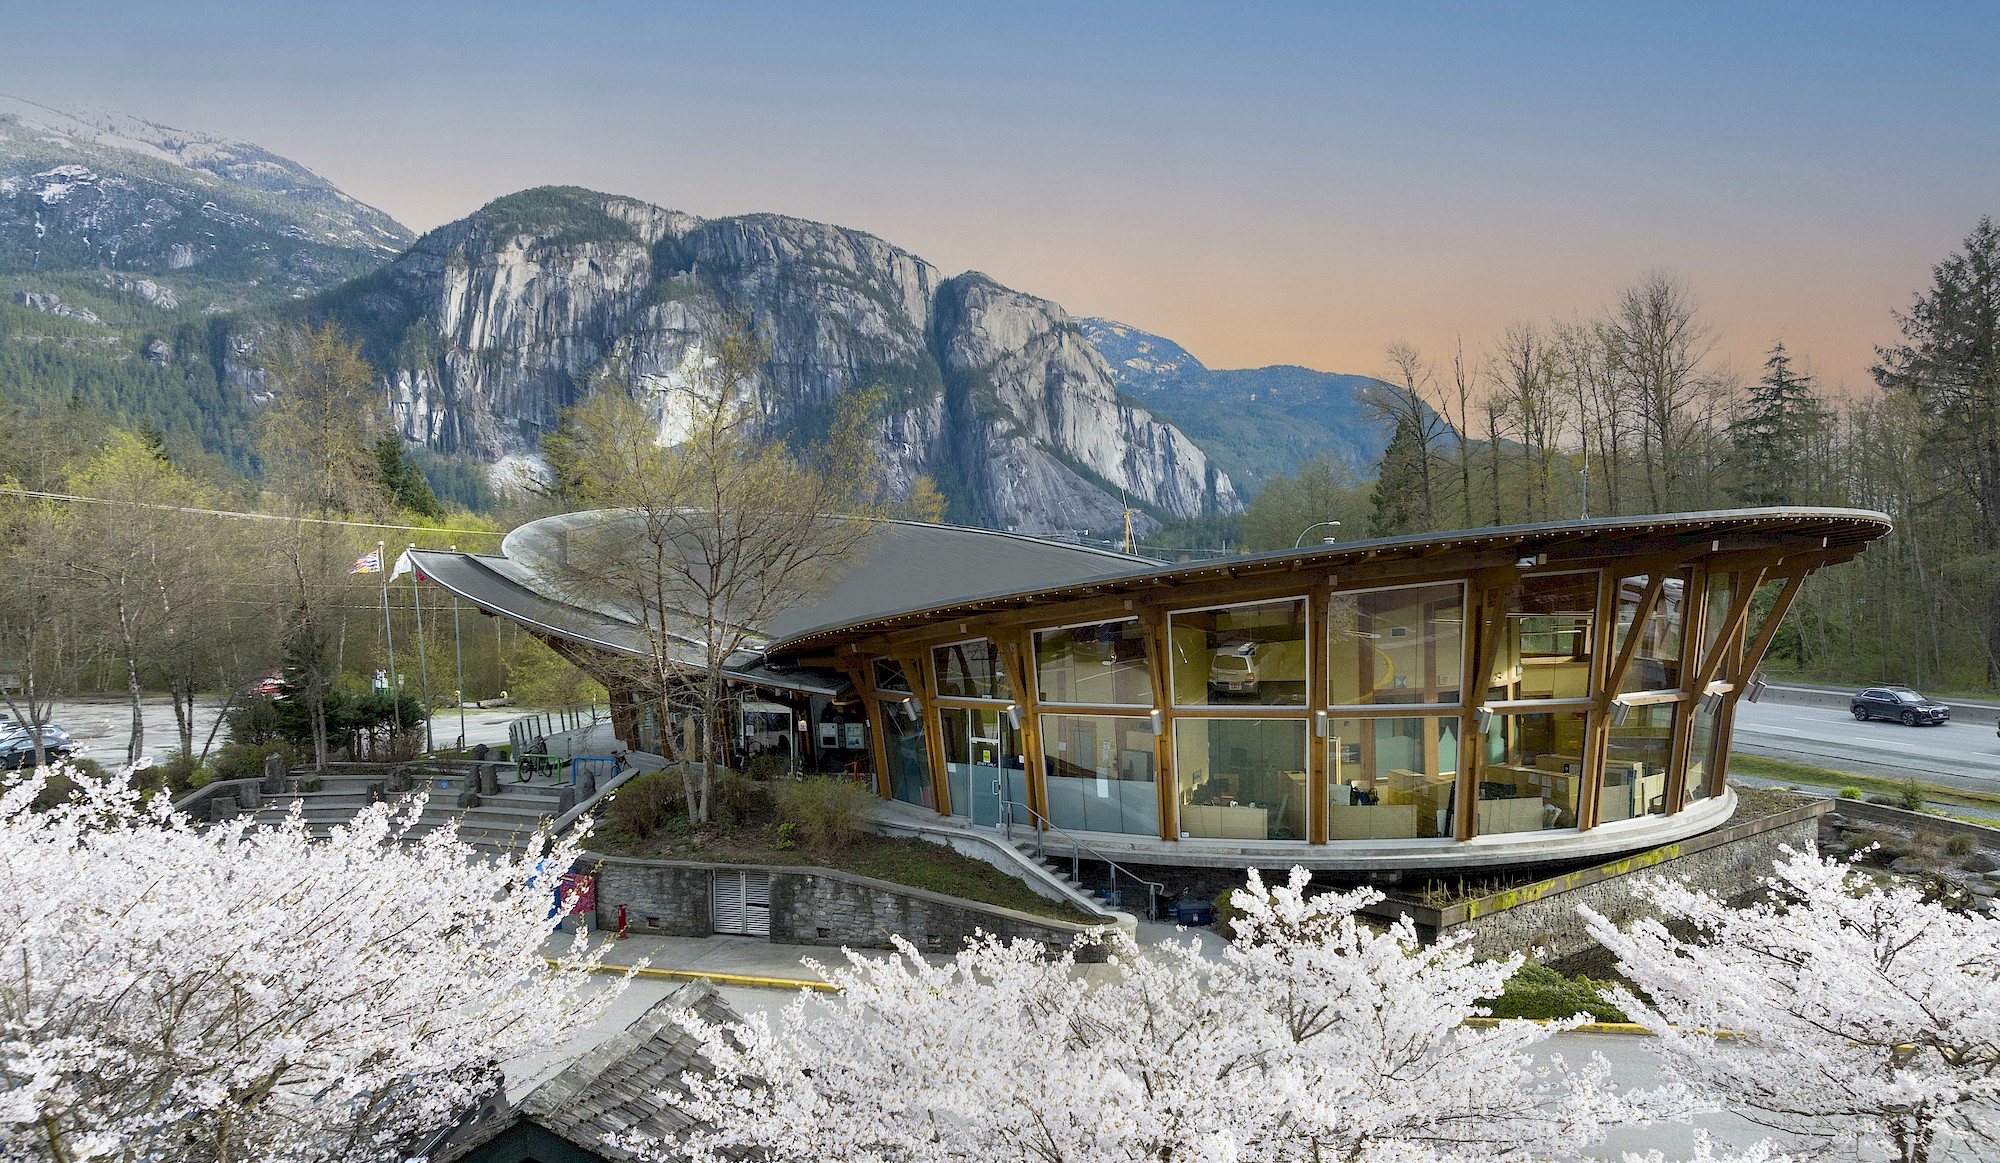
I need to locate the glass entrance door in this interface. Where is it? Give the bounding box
[942,706,1023,827]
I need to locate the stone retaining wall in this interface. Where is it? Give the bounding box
[584,853,1115,960]
[1367,800,1831,964]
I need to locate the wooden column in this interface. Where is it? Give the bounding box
[1137,605,1178,841]
[847,660,896,802]
[1458,571,1515,841]
[904,649,952,817]
[998,630,1047,824]
[1307,578,1333,844]
[1577,570,1619,831]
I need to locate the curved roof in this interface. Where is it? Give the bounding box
[768,506,1893,651]
[415,507,1891,676]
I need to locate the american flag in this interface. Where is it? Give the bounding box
[349,548,382,575]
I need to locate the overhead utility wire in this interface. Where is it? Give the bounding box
[0,487,505,538]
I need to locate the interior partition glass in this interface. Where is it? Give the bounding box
[1684,702,1719,802]
[933,640,1012,701]
[1035,620,1152,706]
[1477,709,1588,834]
[1614,572,1690,695]
[1329,583,1464,707]
[881,700,931,809]
[940,705,1024,827]
[1602,702,1673,822]
[1040,714,1158,836]
[1326,716,1460,839]
[1496,573,1599,701]
[1173,718,1309,841]
[1169,598,1309,707]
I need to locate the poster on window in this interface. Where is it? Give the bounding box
[844,722,865,749]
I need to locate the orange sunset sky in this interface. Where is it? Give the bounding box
[6,2,1994,396]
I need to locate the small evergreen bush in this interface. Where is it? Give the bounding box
[1481,963,1630,1024]
[1838,786,1863,800]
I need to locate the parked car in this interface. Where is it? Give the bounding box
[241,670,286,698]
[0,726,75,769]
[0,720,69,747]
[1208,644,1262,696]
[1849,686,1950,726]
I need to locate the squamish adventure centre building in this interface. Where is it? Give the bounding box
[411,507,1889,875]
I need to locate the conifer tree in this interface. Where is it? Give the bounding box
[1729,341,1827,507]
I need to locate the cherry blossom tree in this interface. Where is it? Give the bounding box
[1583,846,2000,1163]
[0,766,619,1163]
[657,867,1678,1163]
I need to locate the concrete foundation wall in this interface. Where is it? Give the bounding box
[585,853,1113,960]
[1367,801,1831,964]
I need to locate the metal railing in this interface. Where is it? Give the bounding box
[506,702,606,758]
[1002,799,1166,921]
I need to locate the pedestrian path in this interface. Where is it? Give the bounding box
[545,916,1232,993]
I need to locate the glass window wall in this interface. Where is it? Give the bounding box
[1169,598,1309,707]
[1613,572,1689,695]
[1477,709,1588,834]
[1328,584,1464,707]
[933,640,1012,701]
[881,699,931,808]
[1173,718,1309,841]
[1326,716,1460,839]
[1495,573,1599,701]
[1601,702,1673,822]
[1698,573,1734,668]
[873,660,912,694]
[1035,620,1152,706]
[1685,702,1719,802]
[1039,714,1159,836]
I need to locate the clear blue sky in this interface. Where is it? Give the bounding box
[5,1,1994,391]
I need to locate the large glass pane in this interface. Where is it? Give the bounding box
[1173,718,1309,841]
[1684,702,1719,803]
[1329,584,1464,707]
[873,660,912,694]
[882,699,931,808]
[1602,702,1673,822]
[1613,572,1689,695]
[1035,620,1152,706]
[940,705,1023,825]
[1169,598,1309,707]
[1326,716,1460,839]
[1494,573,1598,701]
[1698,573,1734,669]
[1477,709,1588,834]
[933,640,1012,701]
[1039,714,1159,836]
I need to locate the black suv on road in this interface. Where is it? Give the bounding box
[1849,687,1951,726]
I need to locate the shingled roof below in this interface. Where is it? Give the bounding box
[436,982,737,1163]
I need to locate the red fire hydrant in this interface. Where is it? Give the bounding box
[616,903,630,941]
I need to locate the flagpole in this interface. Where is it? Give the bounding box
[451,544,466,751]
[409,544,433,753]
[379,539,401,738]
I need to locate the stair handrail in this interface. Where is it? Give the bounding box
[1001,798,1165,921]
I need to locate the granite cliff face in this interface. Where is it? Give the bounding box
[301,187,1236,533]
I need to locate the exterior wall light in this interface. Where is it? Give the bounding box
[1149,709,1164,736]
[1609,699,1632,726]
[1006,704,1022,728]
[1315,710,1329,737]
[1474,707,1493,733]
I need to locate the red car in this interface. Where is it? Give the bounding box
[243,671,286,698]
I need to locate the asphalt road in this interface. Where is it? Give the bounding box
[1733,697,2000,790]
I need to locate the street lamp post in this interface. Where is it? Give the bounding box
[1293,520,1343,548]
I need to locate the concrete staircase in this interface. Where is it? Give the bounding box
[244,766,609,856]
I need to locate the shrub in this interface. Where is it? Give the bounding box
[774,821,798,851]
[1481,963,1630,1023]
[1944,833,1976,857]
[1838,786,1863,800]
[207,741,299,783]
[604,771,683,841]
[744,753,791,782]
[1213,889,1244,938]
[775,777,875,854]
[1898,779,1929,812]
[712,769,772,826]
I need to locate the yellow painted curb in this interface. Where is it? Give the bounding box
[548,958,838,993]
[1461,1015,1655,1036]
